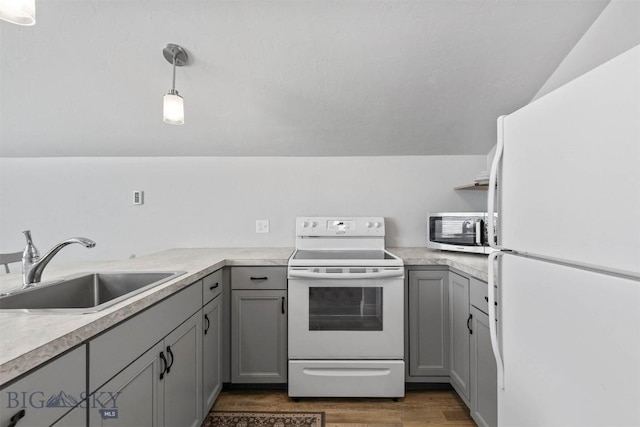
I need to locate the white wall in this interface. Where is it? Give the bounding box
[0,156,487,264]
[485,0,640,170]
[532,0,640,100]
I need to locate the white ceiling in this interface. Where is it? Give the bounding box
[0,0,609,157]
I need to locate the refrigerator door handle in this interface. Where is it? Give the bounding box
[488,250,505,390]
[488,116,505,250]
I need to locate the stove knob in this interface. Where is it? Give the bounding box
[374,221,382,228]
[310,221,317,228]
[365,221,374,228]
[302,221,310,228]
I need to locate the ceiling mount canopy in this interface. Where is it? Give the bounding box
[162,43,189,125]
[0,0,36,26]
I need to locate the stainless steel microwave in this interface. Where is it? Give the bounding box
[427,212,496,254]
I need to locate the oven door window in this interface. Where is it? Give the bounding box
[309,287,383,331]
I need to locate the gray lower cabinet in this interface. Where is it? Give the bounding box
[470,278,497,427]
[1,271,226,427]
[163,312,202,427]
[88,281,203,427]
[0,345,86,427]
[231,290,287,383]
[90,311,202,427]
[231,266,287,384]
[89,341,163,426]
[407,269,449,379]
[406,268,496,425]
[470,306,497,427]
[449,271,471,405]
[202,295,222,417]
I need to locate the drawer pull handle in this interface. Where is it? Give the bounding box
[484,296,498,306]
[467,313,473,334]
[209,282,219,290]
[159,352,168,380]
[281,296,285,314]
[204,314,210,335]
[9,409,26,426]
[166,345,174,373]
[250,276,268,281]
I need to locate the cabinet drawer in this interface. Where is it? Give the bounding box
[470,277,495,315]
[231,267,286,290]
[203,269,223,304]
[289,360,404,398]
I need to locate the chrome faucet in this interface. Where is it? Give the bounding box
[22,230,96,288]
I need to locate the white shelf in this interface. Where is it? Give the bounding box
[455,183,489,190]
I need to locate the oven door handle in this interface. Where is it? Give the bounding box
[288,269,404,280]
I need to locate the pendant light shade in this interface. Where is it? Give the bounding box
[163,90,184,125]
[162,44,188,125]
[0,0,36,25]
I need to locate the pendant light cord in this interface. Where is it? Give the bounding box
[171,52,177,92]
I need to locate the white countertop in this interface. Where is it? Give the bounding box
[389,247,489,282]
[0,247,487,385]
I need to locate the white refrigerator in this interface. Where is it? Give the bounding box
[487,44,640,426]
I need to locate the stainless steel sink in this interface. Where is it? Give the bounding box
[0,271,185,313]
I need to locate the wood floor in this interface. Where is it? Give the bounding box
[212,388,477,427]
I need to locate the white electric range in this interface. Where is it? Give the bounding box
[287,217,405,398]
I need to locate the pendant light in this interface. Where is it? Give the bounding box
[0,0,36,25]
[162,44,188,125]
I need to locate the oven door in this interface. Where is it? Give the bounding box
[288,268,404,359]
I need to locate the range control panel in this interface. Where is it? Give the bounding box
[296,217,385,237]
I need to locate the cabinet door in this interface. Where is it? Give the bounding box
[0,345,86,427]
[408,270,449,377]
[449,272,471,404]
[231,290,287,383]
[470,306,497,427]
[163,312,202,427]
[89,341,163,427]
[52,404,87,426]
[202,296,222,417]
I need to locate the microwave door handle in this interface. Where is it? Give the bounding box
[475,220,483,245]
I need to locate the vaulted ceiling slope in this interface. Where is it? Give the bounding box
[0,0,609,157]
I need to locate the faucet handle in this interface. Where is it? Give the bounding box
[22,230,40,260]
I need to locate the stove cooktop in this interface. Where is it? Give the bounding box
[289,249,403,267]
[291,250,395,261]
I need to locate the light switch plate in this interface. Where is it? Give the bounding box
[256,220,269,233]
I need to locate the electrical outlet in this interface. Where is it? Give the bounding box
[256,220,270,234]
